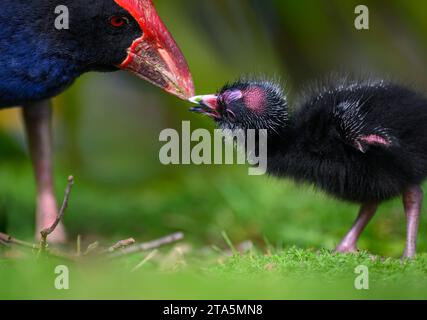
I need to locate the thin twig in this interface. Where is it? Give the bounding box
[39,176,74,251]
[106,238,136,253]
[84,242,100,256]
[0,232,76,261]
[76,235,82,256]
[131,249,158,272]
[221,231,238,256]
[0,232,38,250]
[107,232,184,259]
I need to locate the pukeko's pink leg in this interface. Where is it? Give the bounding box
[402,185,423,259]
[22,100,66,243]
[336,202,378,253]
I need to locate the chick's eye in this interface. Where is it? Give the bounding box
[110,16,128,28]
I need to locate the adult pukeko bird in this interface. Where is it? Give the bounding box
[190,78,427,258]
[0,0,194,242]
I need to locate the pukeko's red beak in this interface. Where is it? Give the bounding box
[115,0,195,100]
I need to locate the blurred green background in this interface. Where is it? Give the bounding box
[2,0,427,258]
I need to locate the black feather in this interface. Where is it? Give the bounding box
[213,77,427,203]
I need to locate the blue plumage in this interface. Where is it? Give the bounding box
[1,0,194,244]
[0,1,81,107]
[0,42,79,108]
[0,0,149,108]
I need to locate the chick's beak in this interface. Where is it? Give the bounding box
[189,95,221,118]
[115,0,195,100]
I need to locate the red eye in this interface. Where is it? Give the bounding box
[110,16,128,28]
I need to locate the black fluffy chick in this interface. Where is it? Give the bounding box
[190,77,427,258]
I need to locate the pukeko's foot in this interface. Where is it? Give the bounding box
[23,100,66,243]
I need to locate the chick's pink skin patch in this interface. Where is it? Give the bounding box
[242,86,267,113]
[360,135,390,146]
[223,90,243,105]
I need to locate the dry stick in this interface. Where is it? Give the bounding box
[76,235,82,256]
[106,238,136,253]
[131,249,158,272]
[0,232,77,261]
[0,232,38,250]
[107,232,184,259]
[39,176,74,251]
[84,241,100,256]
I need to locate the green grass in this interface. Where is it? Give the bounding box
[2,0,427,300]
[1,248,427,299]
[1,162,427,299]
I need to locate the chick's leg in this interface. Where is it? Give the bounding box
[402,185,423,259]
[336,202,378,253]
[22,100,66,243]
